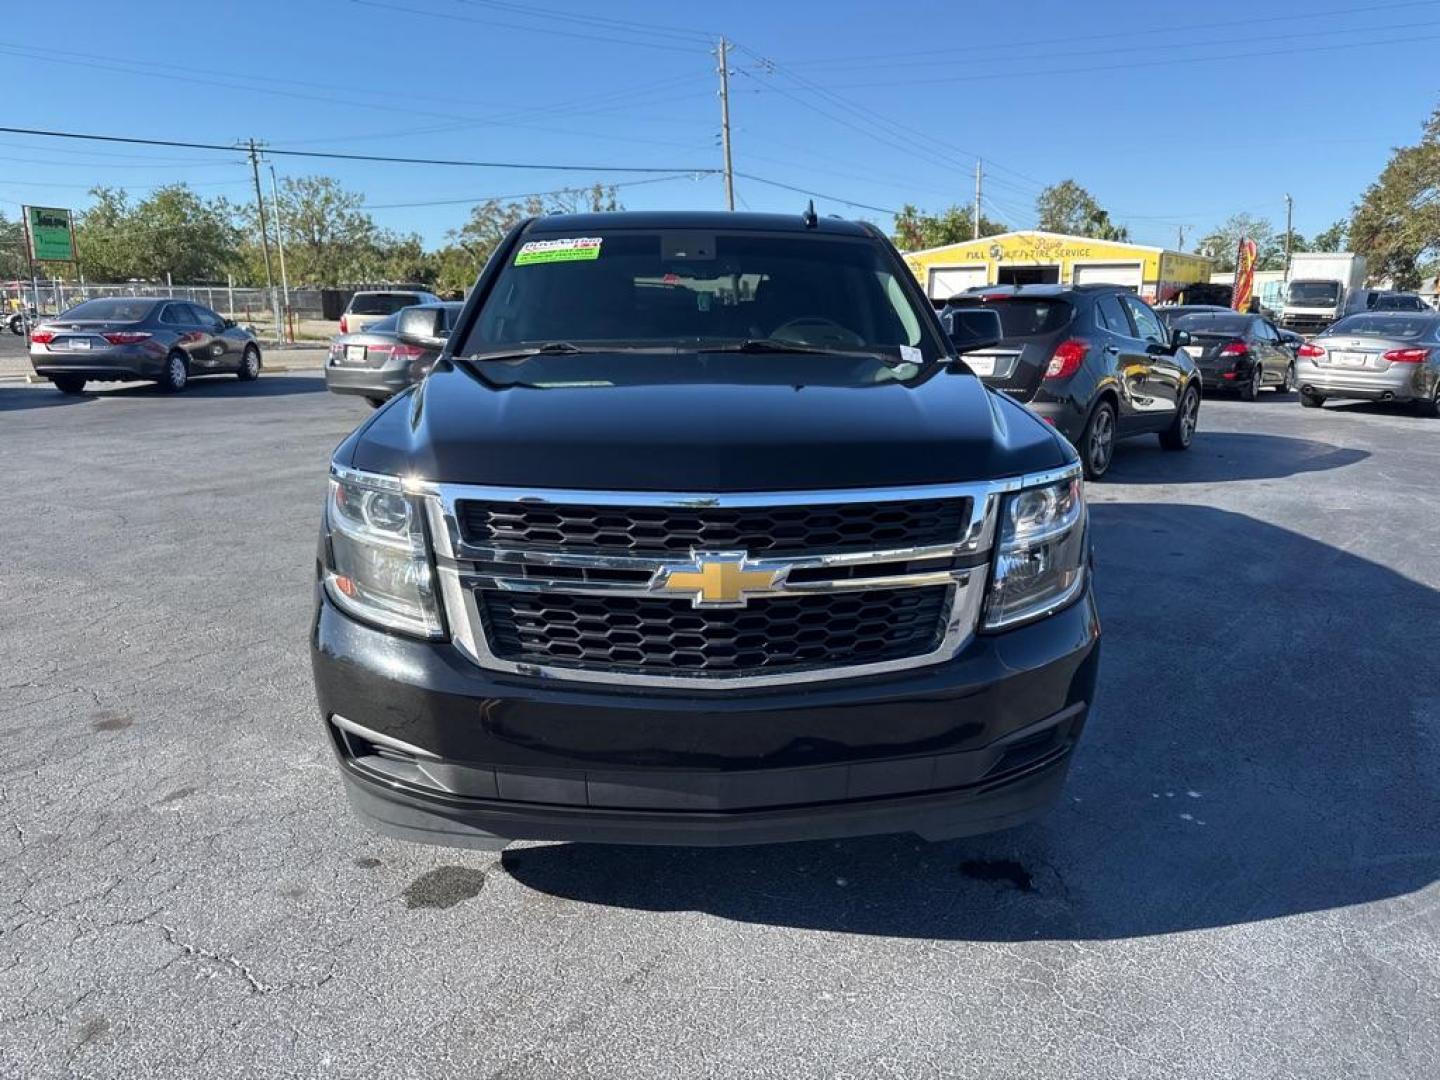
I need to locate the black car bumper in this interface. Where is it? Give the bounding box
[324,363,412,399]
[30,348,163,381]
[311,585,1101,848]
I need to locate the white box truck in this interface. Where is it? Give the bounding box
[1280,253,1367,335]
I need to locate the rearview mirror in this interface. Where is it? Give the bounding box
[396,306,447,343]
[944,307,1002,355]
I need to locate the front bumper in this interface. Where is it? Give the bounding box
[311,585,1101,848]
[324,362,413,399]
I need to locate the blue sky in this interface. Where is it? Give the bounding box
[4,0,1438,250]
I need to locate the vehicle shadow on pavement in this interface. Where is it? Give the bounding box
[0,386,98,412]
[502,504,1440,941]
[1104,431,1367,484]
[99,374,328,399]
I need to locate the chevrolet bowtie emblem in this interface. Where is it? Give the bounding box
[659,553,781,608]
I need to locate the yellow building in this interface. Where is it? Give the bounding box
[903,231,1212,305]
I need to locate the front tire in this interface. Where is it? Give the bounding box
[1300,389,1326,409]
[1079,399,1116,480]
[158,351,189,393]
[1418,382,1440,419]
[1160,384,1200,451]
[51,375,86,395]
[237,345,261,381]
[8,313,23,336]
[1276,362,1295,392]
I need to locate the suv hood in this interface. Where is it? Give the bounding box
[341,357,1072,491]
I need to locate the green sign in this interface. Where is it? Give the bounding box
[26,206,76,262]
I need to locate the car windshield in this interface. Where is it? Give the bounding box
[1156,306,1225,327]
[461,229,937,364]
[1375,294,1422,311]
[350,293,420,315]
[943,297,1073,337]
[58,297,156,322]
[1326,314,1435,340]
[1175,313,1251,335]
[1287,281,1340,306]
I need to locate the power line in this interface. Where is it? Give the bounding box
[363,173,706,209]
[449,0,713,44]
[349,0,711,52]
[0,127,719,175]
[732,172,899,216]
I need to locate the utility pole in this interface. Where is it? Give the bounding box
[716,37,735,211]
[268,163,291,342]
[1283,192,1294,275]
[1177,224,1186,250]
[246,139,280,341]
[973,158,982,239]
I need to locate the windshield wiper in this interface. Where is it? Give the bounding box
[706,338,903,363]
[465,341,588,362]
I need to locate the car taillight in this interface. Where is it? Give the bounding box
[390,344,426,361]
[340,315,349,333]
[1296,343,1325,357]
[1219,342,1249,357]
[1044,339,1089,380]
[102,332,152,345]
[29,330,54,344]
[1383,347,1429,363]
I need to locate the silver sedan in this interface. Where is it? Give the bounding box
[1295,312,1440,415]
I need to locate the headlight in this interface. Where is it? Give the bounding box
[323,470,444,638]
[982,472,1088,630]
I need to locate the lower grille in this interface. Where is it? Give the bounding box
[479,586,951,676]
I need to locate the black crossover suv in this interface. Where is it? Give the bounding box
[311,211,1101,849]
[941,285,1201,479]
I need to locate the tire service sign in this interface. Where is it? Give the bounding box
[24,206,77,263]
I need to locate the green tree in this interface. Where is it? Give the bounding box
[1350,107,1440,289]
[1310,219,1350,252]
[1034,180,1129,241]
[73,185,239,281]
[444,184,622,291]
[0,211,27,279]
[250,176,383,285]
[1195,213,1285,272]
[891,204,1005,250]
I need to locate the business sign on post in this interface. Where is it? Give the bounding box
[24,206,77,263]
[1232,236,1258,312]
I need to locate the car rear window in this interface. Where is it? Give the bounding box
[946,298,1073,337]
[1326,314,1436,340]
[349,293,420,315]
[1175,313,1251,335]
[358,313,401,334]
[57,297,156,322]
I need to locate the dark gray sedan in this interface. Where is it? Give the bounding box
[1295,312,1440,414]
[325,302,461,407]
[29,296,262,394]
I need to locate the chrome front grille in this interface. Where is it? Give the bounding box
[456,497,971,556]
[420,481,1013,690]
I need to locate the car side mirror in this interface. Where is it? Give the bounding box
[1171,329,1192,348]
[396,307,447,344]
[944,307,1002,355]
[222,317,236,329]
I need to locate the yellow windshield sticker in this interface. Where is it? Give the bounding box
[514,237,603,265]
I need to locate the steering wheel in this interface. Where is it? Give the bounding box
[769,317,867,349]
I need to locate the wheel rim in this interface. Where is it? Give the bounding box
[169,356,186,387]
[1090,408,1114,472]
[1252,369,1262,396]
[245,350,258,376]
[1180,391,1199,443]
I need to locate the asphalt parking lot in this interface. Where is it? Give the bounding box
[2,372,1437,1079]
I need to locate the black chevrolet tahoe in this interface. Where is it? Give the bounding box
[311,210,1100,849]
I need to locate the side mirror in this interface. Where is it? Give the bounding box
[396,306,447,344]
[222,317,236,329]
[1172,329,1192,348]
[944,307,1002,355]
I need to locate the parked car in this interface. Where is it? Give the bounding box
[1372,291,1428,313]
[1294,311,1440,414]
[311,209,1100,850]
[1170,311,1294,399]
[28,296,262,394]
[940,284,1201,479]
[1155,304,1230,329]
[325,301,462,407]
[339,289,441,335]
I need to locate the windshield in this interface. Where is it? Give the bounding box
[1175,313,1252,335]
[349,293,421,315]
[462,229,938,361]
[1287,281,1340,306]
[58,297,157,322]
[1155,306,1226,327]
[1325,314,1436,340]
[1375,294,1424,311]
[943,297,1073,337]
